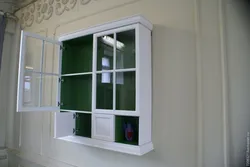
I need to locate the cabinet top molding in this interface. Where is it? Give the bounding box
[58,15,153,42]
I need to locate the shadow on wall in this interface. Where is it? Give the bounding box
[226,0,250,167]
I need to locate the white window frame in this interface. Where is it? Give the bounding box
[17,31,62,112]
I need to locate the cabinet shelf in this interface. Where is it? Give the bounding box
[60,109,92,114]
[94,109,139,116]
[95,68,136,73]
[61,72,93,77]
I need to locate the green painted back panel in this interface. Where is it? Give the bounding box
[60,75,92,111]
[75,113,91,138]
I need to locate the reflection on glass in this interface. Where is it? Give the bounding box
[41,75,58,107]
[116,71,135,111]
[25,36,43,72]
[97,34,114,71]
[96,73,113,109]
[116,30,135,69]
[102,72,111,83]
[23,72,40,107]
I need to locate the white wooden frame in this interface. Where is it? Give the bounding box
[17,31,62,112]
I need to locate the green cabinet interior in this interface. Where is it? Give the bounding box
[60,35,93,112]
[75,113,91,138]
[60,35,93,138]
[60,75,92,111]
[62,35,93,74]
[60,32,139,144]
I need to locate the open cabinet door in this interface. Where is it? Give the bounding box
[17,31,62,112]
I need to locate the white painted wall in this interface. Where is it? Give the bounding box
[225,0,250,166]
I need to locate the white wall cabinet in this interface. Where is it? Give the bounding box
[17,15,153,155]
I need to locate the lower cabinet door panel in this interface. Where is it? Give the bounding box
[92,114,115,141]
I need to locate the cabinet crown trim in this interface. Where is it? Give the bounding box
[58,15,153,42]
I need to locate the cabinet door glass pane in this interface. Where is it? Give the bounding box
[97,34,114,71]
[41,75,58,107]
[23,71,40,107]
[60,75,92,111]
[116,30,135,69]
[43,41,60,74]
[116,71,135,110]
[25,36,43,72]
[96,73,113,109]
[62,35,93,74]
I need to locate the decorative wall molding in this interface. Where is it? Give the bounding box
[19,0,96,28]
[20,3,35,28]
[80,0,91,5]
[55,0,77,16]
[36,0,54,24]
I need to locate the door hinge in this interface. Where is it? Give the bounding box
[60,45,65,50]
[58,102,63,106]
[73,128,79,134]
[73,113,79,119]
[59,78,64,83]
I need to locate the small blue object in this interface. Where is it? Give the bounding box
[124,123,134,141]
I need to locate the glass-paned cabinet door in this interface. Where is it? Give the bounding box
[94,25,137,113]
[17,31,62,112]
